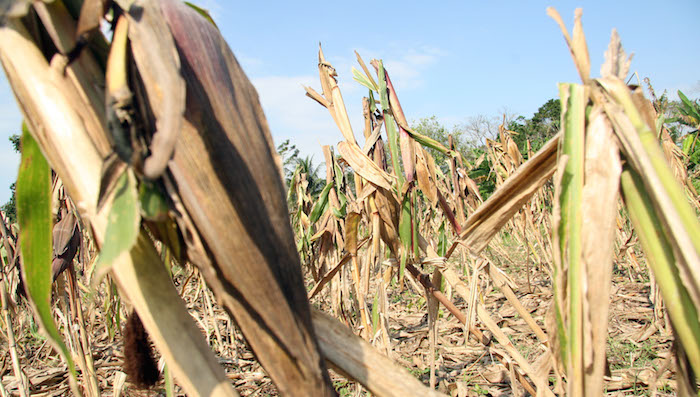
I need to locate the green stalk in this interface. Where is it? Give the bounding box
[165,362,175,397]
[375,60,404,190]
[599,79,700,256]
[558,83,586,391]
[620,167,700,376]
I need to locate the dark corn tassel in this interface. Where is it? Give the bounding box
[123,311,160,388]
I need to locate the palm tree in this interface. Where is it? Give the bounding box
[295,156,324,198]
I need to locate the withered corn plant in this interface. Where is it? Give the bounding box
[296,8,700,397]
[547,8,700,396]
[302,42,561,396]
[0,1,444,396]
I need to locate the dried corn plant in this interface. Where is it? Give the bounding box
[0,1,444,396]
[2,1,698,396]
[298,8,700,397]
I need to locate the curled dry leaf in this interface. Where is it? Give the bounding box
[547,7,590,83]
[415,147,438,205]
[123,0,185,180]
[155,0,335,394]
[337,141,394,191]
[447,133,560,258]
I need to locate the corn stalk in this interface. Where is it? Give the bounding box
[0,1,447,396]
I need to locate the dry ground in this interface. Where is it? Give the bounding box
[0,236,677,396]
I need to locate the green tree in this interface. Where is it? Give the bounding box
[670,90,700,191]
[276,138,300,184]
[295,156,324,198]
[509,98,561,156]
[411,116,482,169]
[1,133,20,223]
[412,116,453,166]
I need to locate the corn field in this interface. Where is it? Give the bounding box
[0,2,699,396]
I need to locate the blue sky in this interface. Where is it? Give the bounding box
[1,0,699,204]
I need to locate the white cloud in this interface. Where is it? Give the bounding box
[251,75,344,161]
[236,54,264,71]
[252,75,334,133]
[250,73,370,165]
[352,45,445,90]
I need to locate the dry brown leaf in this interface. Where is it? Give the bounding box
[354,50,378,90]
[75,0,109,39]
[304,85,329,108]
[337,141,394,191]
[448,133,560,257]
[580,107,621,395]
[0,14,239,396]
[601,29,632,80]
[345,210,361,257]
[158,1,334,393]
[571,8,590,82]
[312,308,447,397]
[126,0,185,179]
[415,147,438,205]
[547,7,590,83]
[317,45,357,146]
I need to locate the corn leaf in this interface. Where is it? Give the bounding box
[94,169,140,279]
[373,60,404,188]
[184,2,218,29]
[620,167,700,376]
[352,67,377,92]
[337,141,394,191]
[139,181,169,221]
[678,90,700,124]
[310,182,333,224]
[371,294,380,334]
[16,127,79,388]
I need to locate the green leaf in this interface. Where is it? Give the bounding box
[287,167,300,202]
[371,294,379,334]
[374,60,404,188]
[368,91,378,114]
[164,362,174,397]
[338,190,347,208]
[331,191,347,219]
[398,195,412,248]
[309,182,333,224]
[352,67,377,92]
[334,162,344,191]
[139,181,169,221]
[678,90,700,123]
[94,169,140,279]
[412,190,419,258]
[437,221,447,257]
[682,134,695,156]
[16,125,78,380]
[402,126,454,157]
[184,2,219,29]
